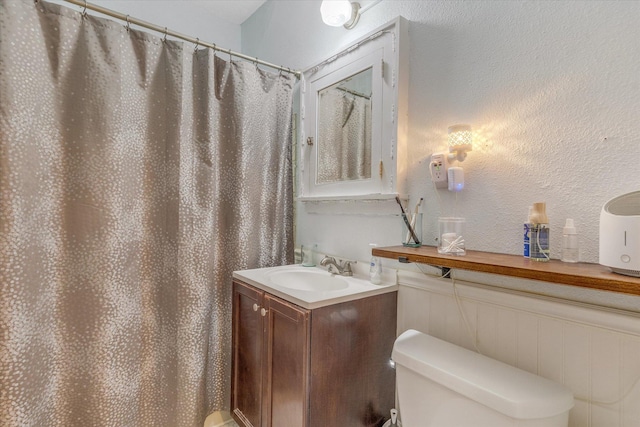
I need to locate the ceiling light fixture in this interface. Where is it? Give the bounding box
[320,0,381,30]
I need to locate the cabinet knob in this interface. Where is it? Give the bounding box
[253,303,259,312]
[260,308,268,317]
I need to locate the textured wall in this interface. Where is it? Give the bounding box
[243,0,640,268]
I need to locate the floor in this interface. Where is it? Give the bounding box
[203,411,239,427]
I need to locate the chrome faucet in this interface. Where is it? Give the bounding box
[320,256,353,276]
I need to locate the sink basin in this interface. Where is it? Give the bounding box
[234,264,398,309]
[267,269,348,292]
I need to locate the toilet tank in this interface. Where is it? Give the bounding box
[392,330,574,427]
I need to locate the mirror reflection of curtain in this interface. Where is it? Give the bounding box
[317,89,371,183]
[0,1,293,426]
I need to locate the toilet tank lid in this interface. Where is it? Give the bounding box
[392,330,574,420]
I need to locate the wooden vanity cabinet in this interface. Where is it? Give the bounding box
[231,280,310,427]
[231,279,397,427]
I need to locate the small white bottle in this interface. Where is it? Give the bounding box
[369,243,382,284]
[561,219,579,263]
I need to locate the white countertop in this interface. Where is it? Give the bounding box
[233,264,398,309]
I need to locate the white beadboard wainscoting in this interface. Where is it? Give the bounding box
[397,269,640,427]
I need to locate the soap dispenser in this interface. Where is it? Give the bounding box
[369,243,382,284]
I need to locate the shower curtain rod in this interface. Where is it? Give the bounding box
[60,0,301,78]
[336,86,371,100]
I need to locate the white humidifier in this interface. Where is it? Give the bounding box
[599,191,640,277]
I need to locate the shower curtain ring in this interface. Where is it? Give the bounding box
[212,44,217,58]
[81,0,88,17]
[254,57,260,71]
[162,27,168,43]
[194,38,200,53]
[125,15,130,32]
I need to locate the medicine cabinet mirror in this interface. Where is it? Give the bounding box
[299,17,408,201]
[316,67,373,184]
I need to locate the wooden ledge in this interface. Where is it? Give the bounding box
[372,245,640,297]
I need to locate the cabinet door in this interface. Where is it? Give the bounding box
[262,293,310,427]
[309,292,397,427]
[231,281,264,427]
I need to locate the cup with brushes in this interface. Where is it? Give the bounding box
[396,197,422,247]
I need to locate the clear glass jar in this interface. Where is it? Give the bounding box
[438,217,465,256]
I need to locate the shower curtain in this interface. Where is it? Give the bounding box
[0,1,294,426]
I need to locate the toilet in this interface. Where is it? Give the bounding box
[392,330,574,427]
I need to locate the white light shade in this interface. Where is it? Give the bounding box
[320,0,353,27]
[448,124,472,161]
[448,124,472,151]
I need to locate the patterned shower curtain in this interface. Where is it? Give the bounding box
[0,1,294,426]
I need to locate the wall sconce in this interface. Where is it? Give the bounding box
[320,0,381,30]
[448,124,472,162]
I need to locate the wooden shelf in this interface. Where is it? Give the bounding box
[372,245,640,297]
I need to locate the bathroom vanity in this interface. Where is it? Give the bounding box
[231,265,398,427]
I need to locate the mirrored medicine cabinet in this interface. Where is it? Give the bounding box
[299,17,408,201]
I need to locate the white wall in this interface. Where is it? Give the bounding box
[49,0,241,51]
[242,0,640,308]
